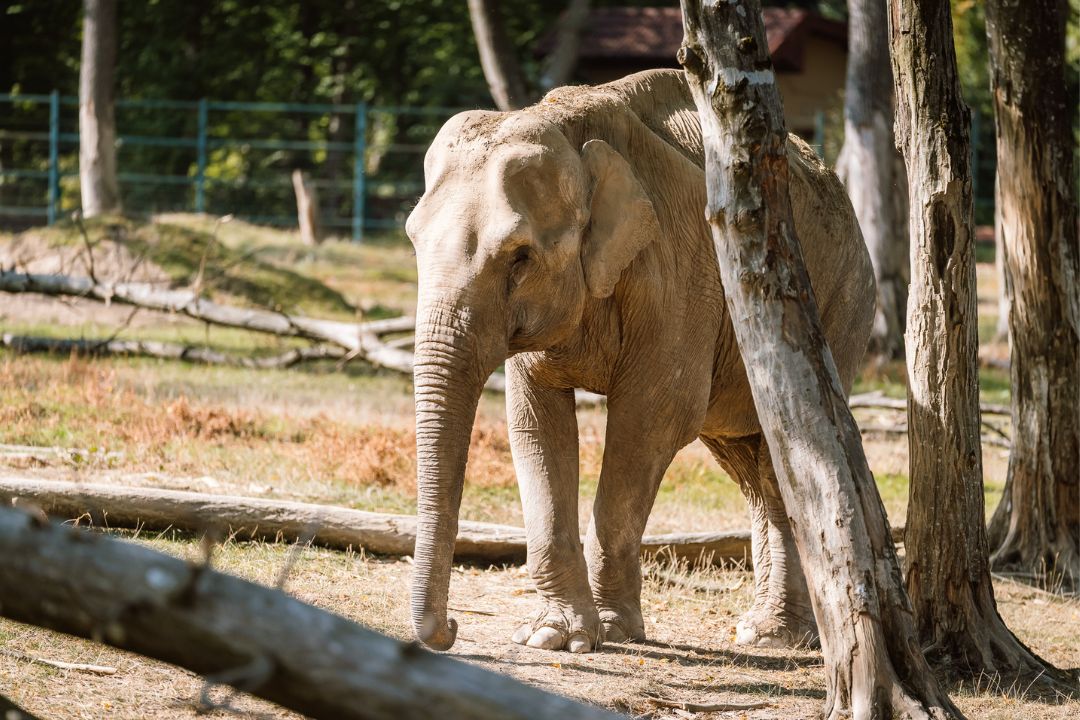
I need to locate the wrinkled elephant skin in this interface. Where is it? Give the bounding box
[405,69,876,653]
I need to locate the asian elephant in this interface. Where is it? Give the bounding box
[405,69,875,654]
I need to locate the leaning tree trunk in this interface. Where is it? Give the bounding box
[985,0,1080,587]
[835,0,908,360]
[678,2,959,718]
[79,0,121,217]
[466,0,530,111]
[888,0,1069,685]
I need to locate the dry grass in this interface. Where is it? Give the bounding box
[2,216,1067,719]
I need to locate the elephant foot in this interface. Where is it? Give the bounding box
[597,604,645,644]
[511,604,601,653]
[735,602,818,649]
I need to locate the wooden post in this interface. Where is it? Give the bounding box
[292,169,322,245]
[677,1,960,717]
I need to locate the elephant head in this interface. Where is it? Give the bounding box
[405,110,661,650]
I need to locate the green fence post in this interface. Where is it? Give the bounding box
[195,98,208,213]
[48,90,60,224]
[813,109,826,159]
[353,102,367,242]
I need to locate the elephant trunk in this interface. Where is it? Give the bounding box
[410,299,491,651]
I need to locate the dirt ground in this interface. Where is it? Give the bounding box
[1,535,1077,720]
[1,217,1074,719]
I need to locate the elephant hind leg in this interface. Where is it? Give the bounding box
[702,434,818,649]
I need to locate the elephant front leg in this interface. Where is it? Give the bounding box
[506,361,599,653]
[705,436,817,648]
[585,399,692,644]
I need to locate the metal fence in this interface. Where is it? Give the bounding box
[0,93,998,237]
[0,93,463,239]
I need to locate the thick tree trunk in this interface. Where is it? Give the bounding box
[678,2,959,718]
[79,0,121,217]
[889,0,1068,686]
[539,0,590,92]
[0,507,618,720]
[835,0,909,360]
[466,0,530,111]
[985,0,1080,587]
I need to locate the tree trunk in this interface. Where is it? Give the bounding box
[992,177,1011,342]
[0,507,619,720]
[985,0,1080,587]
[889,0,1070,686]
[835,0,908,360]
[79,0,121,217]
[466,0,530,111]
[292,169,323,245]
[678,2,959,718]
[539,0,590,92]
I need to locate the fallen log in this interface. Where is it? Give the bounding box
[0,476,904,566]
[2,333,346,368]
[0,268,415,372]
[0,506,620,720]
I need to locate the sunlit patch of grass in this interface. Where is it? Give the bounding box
[17,215,359,319]
[979,366,1011,404]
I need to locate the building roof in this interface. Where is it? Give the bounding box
[546,7,847,73]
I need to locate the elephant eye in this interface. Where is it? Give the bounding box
[508,246,531,291]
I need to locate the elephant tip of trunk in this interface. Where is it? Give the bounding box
[415,614,458,651]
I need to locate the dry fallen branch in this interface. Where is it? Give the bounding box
[858,423,1010,449]
[2,333,346,369]
[848,392,1010,417]
[0,268,415,372]
[0,270,606,403]
[0,649,117,675]
[0,476,891,567]
[0,507,620,720]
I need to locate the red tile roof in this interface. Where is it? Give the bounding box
[545,7,847,73]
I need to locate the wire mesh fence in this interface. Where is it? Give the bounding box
[0,92,998,237]
[0,93,464,239]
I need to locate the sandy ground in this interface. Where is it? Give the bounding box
[1,534,1076,720]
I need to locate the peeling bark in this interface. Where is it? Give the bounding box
[678,1,959,717]
[835,0,909,360]
[985,0,1080,587]
[889,0,1070,687]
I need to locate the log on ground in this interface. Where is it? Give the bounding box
[0,507,620,720]
[0,476,900,567]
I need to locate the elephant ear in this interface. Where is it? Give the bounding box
[580,139,661,298]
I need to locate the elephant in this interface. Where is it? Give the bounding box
[405,68,876,654]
